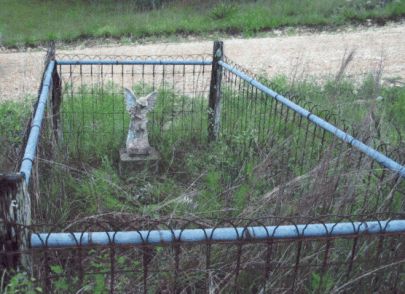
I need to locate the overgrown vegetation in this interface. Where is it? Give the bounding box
[0,101,30,171]
[2,70,405,291]
[11,72,401,225]
[1,0,404,47]
[3,70,404,223]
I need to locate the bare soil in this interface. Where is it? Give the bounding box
[1,23,405,102]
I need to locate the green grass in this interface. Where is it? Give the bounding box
[17,74,404,223]
[1,0,405,47]
[2,71,405,222]
[3,74,405,292]
[0,100,30,171]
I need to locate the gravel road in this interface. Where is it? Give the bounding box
[1,23,404,102]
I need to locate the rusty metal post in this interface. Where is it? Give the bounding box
[51,62,62,143]
[0,173,31,274]
[208,41,223,142]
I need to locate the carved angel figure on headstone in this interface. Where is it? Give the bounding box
[124,88,157,155]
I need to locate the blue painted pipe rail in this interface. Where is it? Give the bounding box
[219,61,405,178]
[31,220,405,248]
[57,60,212,66]
[20,61,56,184]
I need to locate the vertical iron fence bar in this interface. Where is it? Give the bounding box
[173,244,181,293]
[299,119,311,175]
[172,65,176,140]
[111,64,116,139]
[143,246,154,294]
[131,64,134,90]
[191,65,196,138]
[276,100,284,141]
[350,151,366,215]
[392,236,405,291]
[283,107,291,180]
[293,111,304,169]
[331,140,348,214]
[346,237,358,281]
[44,248,51,293]
[162,64,166,137]
[263,240,274,293]
[236,76,243,137]
[78,246,84,291]
[142,64,145,93]
[231,72,238,136]
[229,73,238,136]
[205,243,212,292]
[59,62,66,155]
[362,160,374,213]
[241,81,248,150]
[69,64,75,153]
[282,102,289,139]
[192,64,196,98]
[158,65,164,136]
[152,65,156,91]
[100,64,104,156]
[291,239,303,292]
[243,81,249,140]
[265,92,274,147]
[256,89,263,143]
[317,239,332,294]
[249,85,257,150]
[226,71,234,136]
[221,68,227,137]
[234,244,242,294]
[80,65,85,141]
[371,235,385,292]
[318,128,327,160]
[121,64,125,137]
[200,64,206,141]
[91,64,95,138]
[181,65,186,135]
[375,168,387,212]
[309,124,318,163]
[208,41,224,142]
[270,100,279,148]
[253,87,259,139]
[110,246,115,294]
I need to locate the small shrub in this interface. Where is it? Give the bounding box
[4,272,42,294]
[210,2,238,20]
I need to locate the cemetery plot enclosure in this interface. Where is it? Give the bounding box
[1,42,405,293]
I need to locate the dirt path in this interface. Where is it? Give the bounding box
[1,23,405,102]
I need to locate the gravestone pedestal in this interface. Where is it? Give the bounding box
[119,148,160,176]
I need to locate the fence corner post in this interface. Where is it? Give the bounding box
[0,174,32,276]
[51,64,62,144]
[49,43,63,144]
[208,40,224,142]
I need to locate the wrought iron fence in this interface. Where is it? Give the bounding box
[1,41,405,293]
[11,215,405,293]
[55,54,212,159]
[220,56,405,218]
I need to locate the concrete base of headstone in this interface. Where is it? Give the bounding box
[119,148,160,176]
